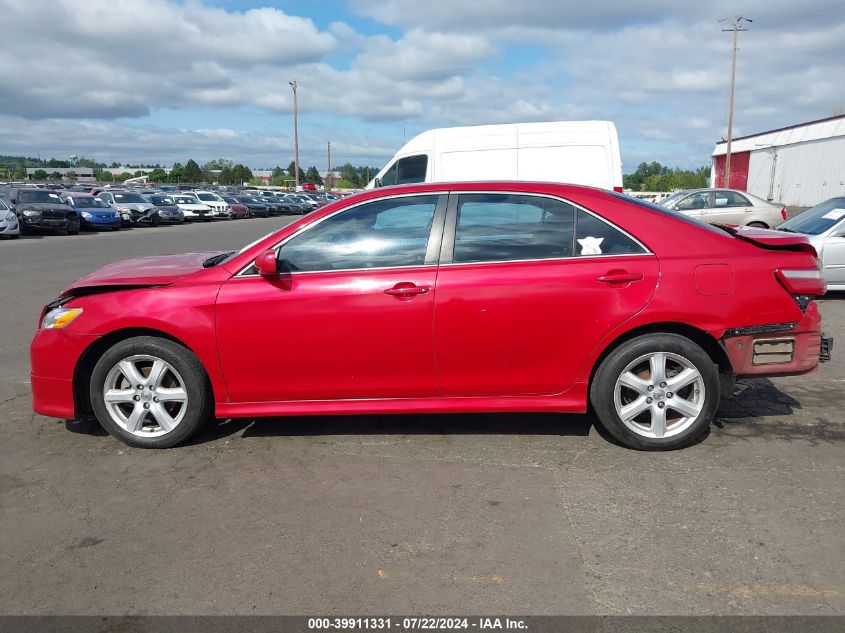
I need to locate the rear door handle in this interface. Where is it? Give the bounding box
[597,271,644,284]
[384,283,431,297]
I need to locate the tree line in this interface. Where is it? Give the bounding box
[623,161,710,192]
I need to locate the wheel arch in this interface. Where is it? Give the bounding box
[72,327,207,418]
[587,321,734,393]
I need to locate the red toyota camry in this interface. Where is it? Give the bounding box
[30,182,832,450]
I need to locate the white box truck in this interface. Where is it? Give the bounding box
[367,120,623,191]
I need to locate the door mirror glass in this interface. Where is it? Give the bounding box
[255,249,279,276]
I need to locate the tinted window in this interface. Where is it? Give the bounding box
[379,155,428,186]
[279,195,438,272]
[197,193,219,201]
[575,210,645,256]
[453,194,574,263]
[714,191,749,207]
[148,196,174,205]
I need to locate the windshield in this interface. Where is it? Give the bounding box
[18,190,63,203]
[148,196,174,205]
[173,196,196,204]
[71,197,109,208]
[197,193,220,201]
[657,191,688,207]
[222,197,238,204]
[113,193,146,203]
[779,198,845,235]
[239,197,259,203]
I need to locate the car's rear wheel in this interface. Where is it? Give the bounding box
[89,336,212,448]
[590,333,719,450]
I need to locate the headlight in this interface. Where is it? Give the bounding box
[41,307,83,330]
[4,211,15,221]
[116,206,130,212]
[23,209,41,217]
[81,211,93,219]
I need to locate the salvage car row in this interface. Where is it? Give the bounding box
[0,184,343,238]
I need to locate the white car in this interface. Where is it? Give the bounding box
[778,196,845,292]
[171,195,214,221]
[184,191,230,219]
[659,188,787,228]
[0,197,20,239]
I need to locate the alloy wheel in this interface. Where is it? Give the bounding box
[613,351,706,439]
[102,354,188,437]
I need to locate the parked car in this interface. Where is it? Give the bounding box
[63,194,121,231]
[285,193,318,211]
[278,195,310,214]
[777,196,845,291]
[171,195,213,221]
[96,190,159,227]
[0,197,20,239]
[143,194,185,225]
[4,187,80,235]
[30,182,831,450]
[221,196,250,219]
[185,191,229,219]
[236,196,270,217]
[658,188,787,228]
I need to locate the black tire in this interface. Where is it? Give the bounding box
[89,336,212,448]
[66,215,80,235]
[590,333,720,451]
[746,221,768,228]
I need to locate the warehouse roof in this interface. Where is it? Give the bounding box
[712,114,845,156]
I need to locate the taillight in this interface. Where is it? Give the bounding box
[774,268,826,296]
[613,186,624,193]
[780,207,787,221]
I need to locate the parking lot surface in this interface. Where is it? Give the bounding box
[0,220,843,615]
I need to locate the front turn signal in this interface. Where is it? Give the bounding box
[41,307,83,330]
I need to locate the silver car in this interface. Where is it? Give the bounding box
[778,197,845,292]
[0,197,20,239]
[660,188,786,228]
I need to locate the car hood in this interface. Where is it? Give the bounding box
[64,251,223,293]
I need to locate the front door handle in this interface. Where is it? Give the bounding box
[384,282,431,298]
[597,271,644,284]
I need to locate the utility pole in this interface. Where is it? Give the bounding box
[289,79,299,190]
[720,16,751,188]
[326,141,332,192]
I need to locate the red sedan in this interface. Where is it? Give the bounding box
[30,182,832,450]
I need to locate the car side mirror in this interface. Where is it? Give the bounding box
[255,249,279,276]
[374,178,382,188]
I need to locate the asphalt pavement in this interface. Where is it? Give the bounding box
[0,218,843,615]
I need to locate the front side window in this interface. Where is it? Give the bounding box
[379,155,428,187]
[675,192,711,210]
[278,195,438,272]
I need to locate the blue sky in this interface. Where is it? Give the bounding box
[0,0,843,172]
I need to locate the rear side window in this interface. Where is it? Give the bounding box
[714,191,750,207]
[453,194,575,263]
[575,210,645,256]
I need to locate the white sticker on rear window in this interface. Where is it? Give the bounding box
[49,193,60,199]
[822,209,845,220]
[578,236,604,255]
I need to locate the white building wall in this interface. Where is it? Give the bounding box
[743,135,845,207]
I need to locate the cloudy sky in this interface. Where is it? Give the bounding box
[1,0,843,171]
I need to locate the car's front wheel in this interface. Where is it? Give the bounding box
[89,336,212,448]
[590,333,719,450]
